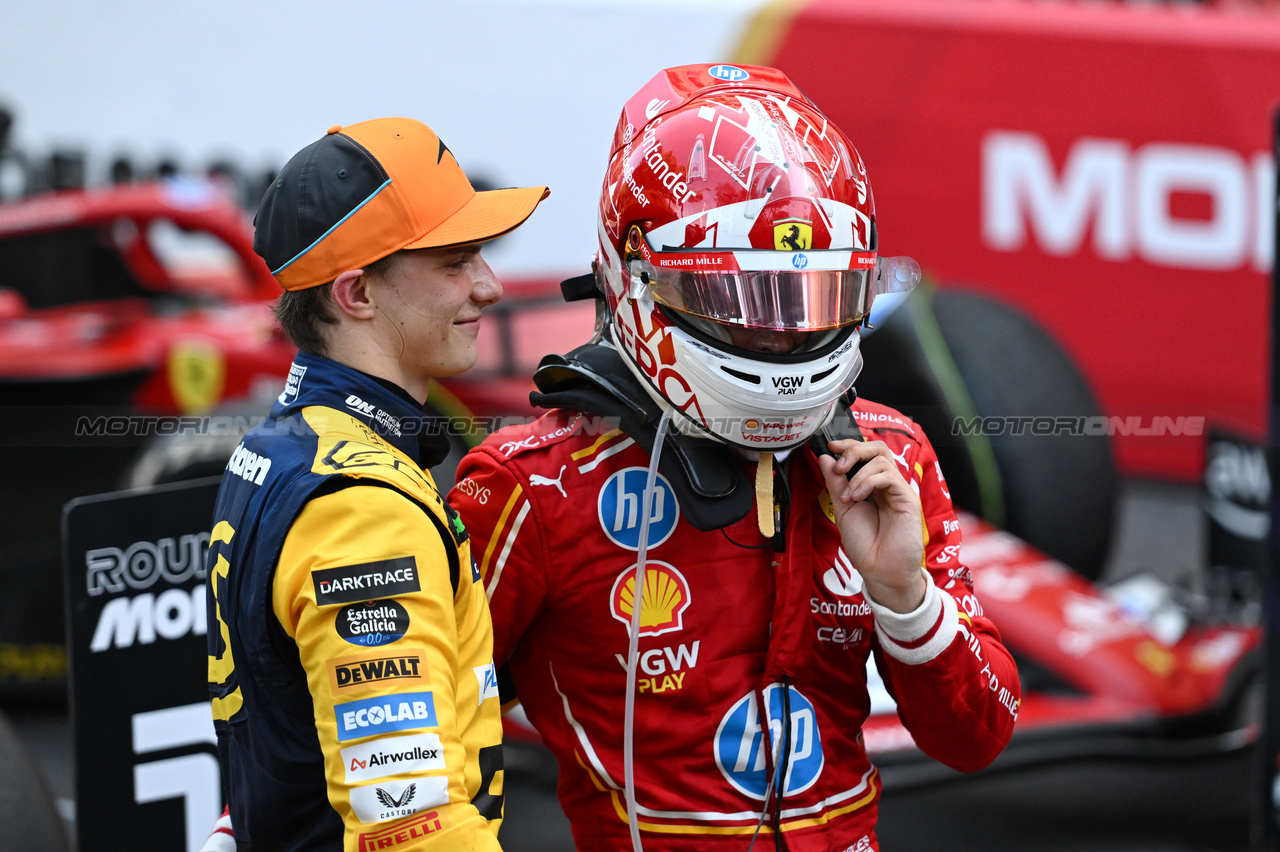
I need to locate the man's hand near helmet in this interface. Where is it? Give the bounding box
[819,438,928,615]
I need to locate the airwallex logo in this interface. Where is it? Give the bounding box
[341,732,445,784]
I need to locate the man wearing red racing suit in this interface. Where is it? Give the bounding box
[451,64,1019,851]
[452,397,1017,851]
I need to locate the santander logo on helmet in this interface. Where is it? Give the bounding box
[594,64,919,450]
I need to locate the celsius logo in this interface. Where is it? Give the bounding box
[597,468,680,550]
[714,684,824,800]
[709,64,749,82]
[823,548,864,597]
[792,252,809,270]
[610,561,691,637]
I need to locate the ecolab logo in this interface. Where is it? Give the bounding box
[983,130,1273,271]
[336,692,437,741]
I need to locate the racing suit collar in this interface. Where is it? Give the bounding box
[271,350,452,469]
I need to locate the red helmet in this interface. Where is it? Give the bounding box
[595,64,918,449]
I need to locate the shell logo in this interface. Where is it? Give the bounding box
[609,561,691,637]
[744,419,760,429]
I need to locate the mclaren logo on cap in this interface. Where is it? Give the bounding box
[610,561,691,637]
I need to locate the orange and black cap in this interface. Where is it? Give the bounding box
[254,117,549,291]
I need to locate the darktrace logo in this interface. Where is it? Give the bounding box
[312,557,419,607]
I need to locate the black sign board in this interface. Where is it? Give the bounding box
[63,478,222,852]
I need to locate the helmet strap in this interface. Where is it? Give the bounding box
[755,452,776,539]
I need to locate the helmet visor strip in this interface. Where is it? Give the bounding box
[626,243,921,331]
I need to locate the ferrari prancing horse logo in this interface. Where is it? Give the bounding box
[774,219,812,251]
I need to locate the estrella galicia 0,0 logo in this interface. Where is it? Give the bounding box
[336,600,409,647]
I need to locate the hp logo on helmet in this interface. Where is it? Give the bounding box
[792,253,809,270]
[708,64,749,82]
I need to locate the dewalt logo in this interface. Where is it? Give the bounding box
[328,651,428,696]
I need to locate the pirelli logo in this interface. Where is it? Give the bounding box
[357,810,449,850]
[311,557,419,607]
[328,651,429,696]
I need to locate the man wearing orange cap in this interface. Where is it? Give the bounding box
[204,117,547,851]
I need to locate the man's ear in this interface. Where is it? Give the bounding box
[331,269,377,320]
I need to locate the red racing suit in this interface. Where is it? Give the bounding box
[449,398,1018,851]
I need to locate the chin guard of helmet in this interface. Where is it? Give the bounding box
[807,389,871,480]
[530,341,755,531]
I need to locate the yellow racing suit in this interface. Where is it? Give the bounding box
[206,351,502,851]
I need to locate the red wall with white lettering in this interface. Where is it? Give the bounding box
[764,0,1279,479]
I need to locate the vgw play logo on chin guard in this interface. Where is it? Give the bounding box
[714,683,824,800]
